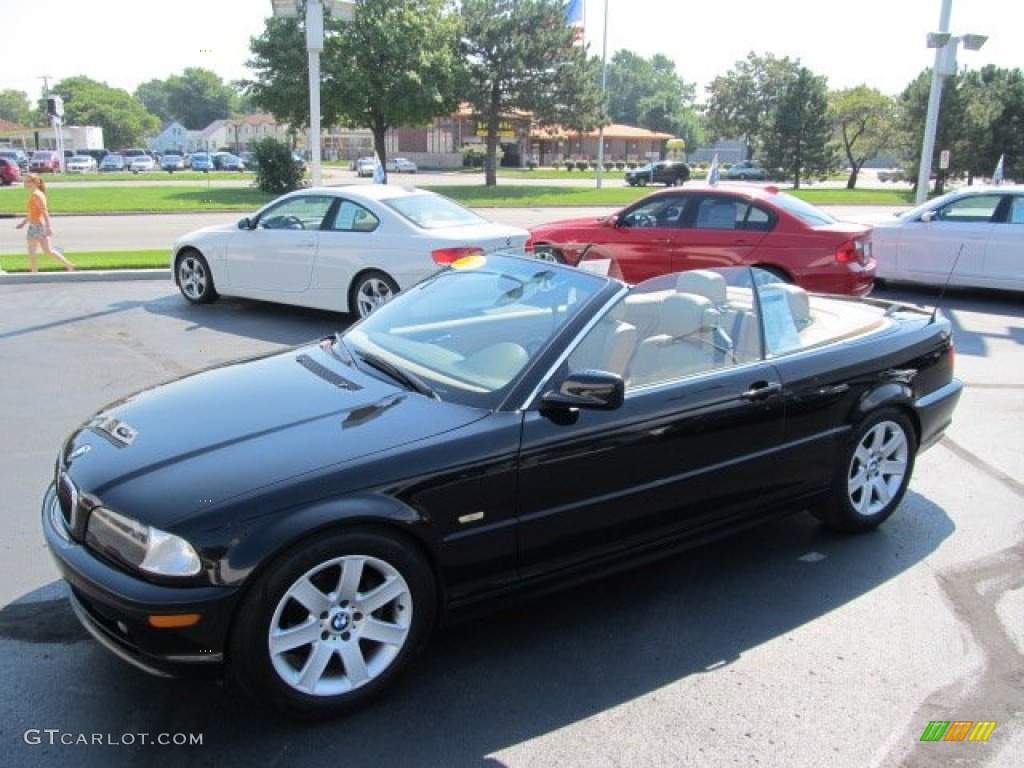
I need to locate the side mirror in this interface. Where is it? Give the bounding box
[237,217,253,230]
[541,370,624,411]
[606,214,620,227]
[919,210,936,223]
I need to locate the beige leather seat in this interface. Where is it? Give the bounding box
[569,307,638,376]
[627,293,724,386]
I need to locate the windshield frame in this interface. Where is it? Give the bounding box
[340,255,615,411]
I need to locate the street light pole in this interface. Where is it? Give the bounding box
[305,0,324,187]
[915,0,953,205]
[270,1,356,188]
[595,0,609,189]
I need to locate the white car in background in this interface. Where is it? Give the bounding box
[872,185,1024,292]
[355,156,377,177]
[386,157,418,173]
[65,155,98,173]
[129,155,156,173]
[171,185,529,317]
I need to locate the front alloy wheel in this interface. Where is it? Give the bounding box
[813,408,916,532]
[230,530,435,716]
[176,250,218,304]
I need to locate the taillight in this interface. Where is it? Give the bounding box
[431,246,485,265]
[836,238,869,265]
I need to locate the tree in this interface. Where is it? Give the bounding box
[246,0,462,180]
[460,0,605,185]
[0,90,36,126]
[165,69,239,130]
[605,51,703,151]
[958,66,1024,184]
[135,69,238,130]
[51,77,159,149]
[895,69,966,195]
[829,86,896,189]
[135,80,173,124]
[705,52,800,158]
[762,67,831,189]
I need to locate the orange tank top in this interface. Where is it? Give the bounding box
[27,189,47,225]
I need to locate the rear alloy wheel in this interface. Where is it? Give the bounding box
[351,271,399,318]
[813,408,916,532]
[230,530,436,716]
[175,250,218,304]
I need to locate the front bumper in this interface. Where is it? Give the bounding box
[41,484,240,678]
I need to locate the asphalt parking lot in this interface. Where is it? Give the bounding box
[0,274,1021,768]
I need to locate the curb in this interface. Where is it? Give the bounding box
[0,269,170,285]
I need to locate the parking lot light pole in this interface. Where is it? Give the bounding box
[915,0,987,204]
[269,0,356,187]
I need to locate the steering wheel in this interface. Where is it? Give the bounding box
[633,213,657,228]
[263,215,304,230]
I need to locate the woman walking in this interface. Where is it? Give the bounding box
[15,174,75,272]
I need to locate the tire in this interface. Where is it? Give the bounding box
[812,408,916,532]
[175,250,218,304]
[350,270,399,318]
[532,245,566,264]
[229,529,436,717]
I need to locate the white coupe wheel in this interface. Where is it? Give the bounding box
[351,271,399,318]
[176,250,218,304]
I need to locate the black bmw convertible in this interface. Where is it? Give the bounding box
[43,254,962,715]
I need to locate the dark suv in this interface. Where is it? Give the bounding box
[625,160,690,187]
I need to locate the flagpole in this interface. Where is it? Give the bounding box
[596,0,609,189]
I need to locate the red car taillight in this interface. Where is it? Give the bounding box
[431,246,485,265]
[836,237,870,265]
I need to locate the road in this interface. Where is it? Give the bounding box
[0,167,913,255]
[0,206,906,256]
[0,276,1021,768]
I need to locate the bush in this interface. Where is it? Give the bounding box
[564,160,574,171]
[575,160,589,172]
[615,161,625,170]
[252,138,304,195]
[526,159,537,170]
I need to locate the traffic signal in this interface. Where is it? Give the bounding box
[46,96,64,118]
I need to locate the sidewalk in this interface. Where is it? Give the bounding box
[0,268,169,285]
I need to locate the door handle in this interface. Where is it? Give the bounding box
[741,381,782,401]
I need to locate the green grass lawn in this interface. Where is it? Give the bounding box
[0,250,169,273]
[0,180,916,216]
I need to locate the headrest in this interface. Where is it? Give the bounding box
[675,270,728,304]
[659,293,719,338]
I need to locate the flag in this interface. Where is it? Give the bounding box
[707,153,720,187]
[372,152,385,184]
[993,153,1004,185]
[565,0,584,45]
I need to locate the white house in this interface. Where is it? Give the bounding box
[147,121,190,154]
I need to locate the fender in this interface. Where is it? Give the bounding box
[220,492,431,585]
[853,379,916,425]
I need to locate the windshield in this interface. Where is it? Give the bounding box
[343,255,609,409]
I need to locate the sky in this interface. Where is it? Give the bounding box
[1,0,1023,105]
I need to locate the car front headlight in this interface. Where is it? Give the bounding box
[86,507,201,578]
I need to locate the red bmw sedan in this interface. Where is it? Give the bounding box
[527,184,875,295]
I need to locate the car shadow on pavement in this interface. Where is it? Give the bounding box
[0,493,954,768]
[144,293,355,348]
